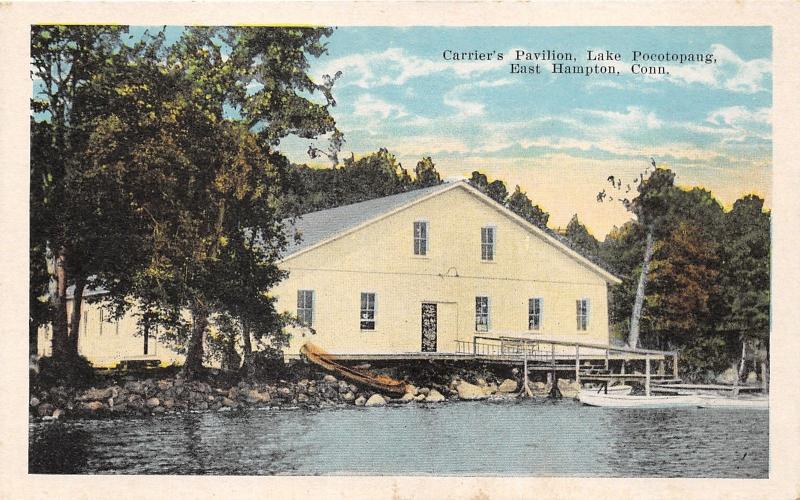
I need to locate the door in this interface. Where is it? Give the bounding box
[421,302,437,352]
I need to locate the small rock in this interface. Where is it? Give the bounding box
[323,374,337,383]
[146,397,160,408]
[342,391,356,402]
[354,396,367,406]
[400,393,415,403]
[414,394,426,402]
[426,389,445,402]
[82,401,105,412]
[476,378,487,387]
[365,394,387,407]
[297,394,309,403]
[152,406,166,414]
[746,371,758,384]
[498,379,518,393]
[51,408,65,419]
[37,403,54,417]
[79,387,113,401]
[419,387,430,396]
[30,397,40,407]
[277,387,292,398]
[228,388,239,400]
[196,401,209,411]
[404,384,418,396]
[163,399,175,409]
[157,379,172,391]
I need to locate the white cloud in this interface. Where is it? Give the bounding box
[315,47,506,89]
[352,94,409,120]
[665,44,770,93]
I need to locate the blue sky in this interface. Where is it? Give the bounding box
[43,26,771,236]
[280,26,772,236]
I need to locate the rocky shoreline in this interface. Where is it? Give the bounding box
[30,369,582,422]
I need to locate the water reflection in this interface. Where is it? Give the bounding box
[28,401,768,477]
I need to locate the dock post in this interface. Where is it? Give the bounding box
[673,351,679,379]
[523,351,533,398]
[575,345,581,384]
[645,355,651,396]
[604,349,609,371]
[473,337,477,355]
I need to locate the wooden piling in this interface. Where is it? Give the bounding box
[523,351,533,398]
[575,345,581,384]
[604,349,609,371]
[673,351,679,379]
[645,355,651,396]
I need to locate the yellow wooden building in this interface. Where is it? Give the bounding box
[38,180,620,367]
[276,180,620,357]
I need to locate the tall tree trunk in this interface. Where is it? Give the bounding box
[738,341,748,382]
[182,303,208,379]
[51,247,70,359]
[627,229,654,349]
[68,275,86,357]
[240,320,254,377]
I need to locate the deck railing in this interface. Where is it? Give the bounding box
[454,335,680,384]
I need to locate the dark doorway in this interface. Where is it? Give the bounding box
[421,302,437,352]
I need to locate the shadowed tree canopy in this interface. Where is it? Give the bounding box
[564,214,599,257]
[414,156,442,188]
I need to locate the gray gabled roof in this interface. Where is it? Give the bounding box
[281,182,455,258]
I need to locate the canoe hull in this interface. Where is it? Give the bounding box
[696,396,769,409]
[578,392,701,408]
[301,342,407,396]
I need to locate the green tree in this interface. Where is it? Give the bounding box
[30,25,129,367]
[564,215,599,256]
[506,185,550,229]
[717,195,770,379]
[468,170,508,204]
[414,156,442,187]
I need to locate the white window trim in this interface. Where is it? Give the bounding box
[577,297,591,332]
[475,295,491,332]
[528,297,544,331]
[481,225,497,262]
[297,289,315,327]
[413,219,430,257]
[360,291,378,331]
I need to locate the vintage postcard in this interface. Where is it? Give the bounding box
[2,1,800,499]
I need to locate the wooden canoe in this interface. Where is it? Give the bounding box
[300,342,407,396]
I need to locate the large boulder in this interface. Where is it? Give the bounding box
[426,389,446,402]
[456,381,490,400]
[365,394,387,407]
[498,379,518,393]
[558,379,581,398]
[399,392,415,403]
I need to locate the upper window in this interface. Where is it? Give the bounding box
[475,296,490,332]
[576,298,590,331]
[297,290,315,326]
[528,297,543,331]
[481,226,495,261]
[413,221,428,256]
[360,292,376,330]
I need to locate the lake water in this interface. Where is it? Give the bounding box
[29,399,768,477]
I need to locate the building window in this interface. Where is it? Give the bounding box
[475,296,490,332]
[297,290,315,326]
[413,221,428,256]
[360,292,376,330]
[481,226,495,261]
[528,298,543,331]
[576,298,590,331]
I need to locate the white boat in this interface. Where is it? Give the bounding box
[696,395,769,409]
[578,391,701,408]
